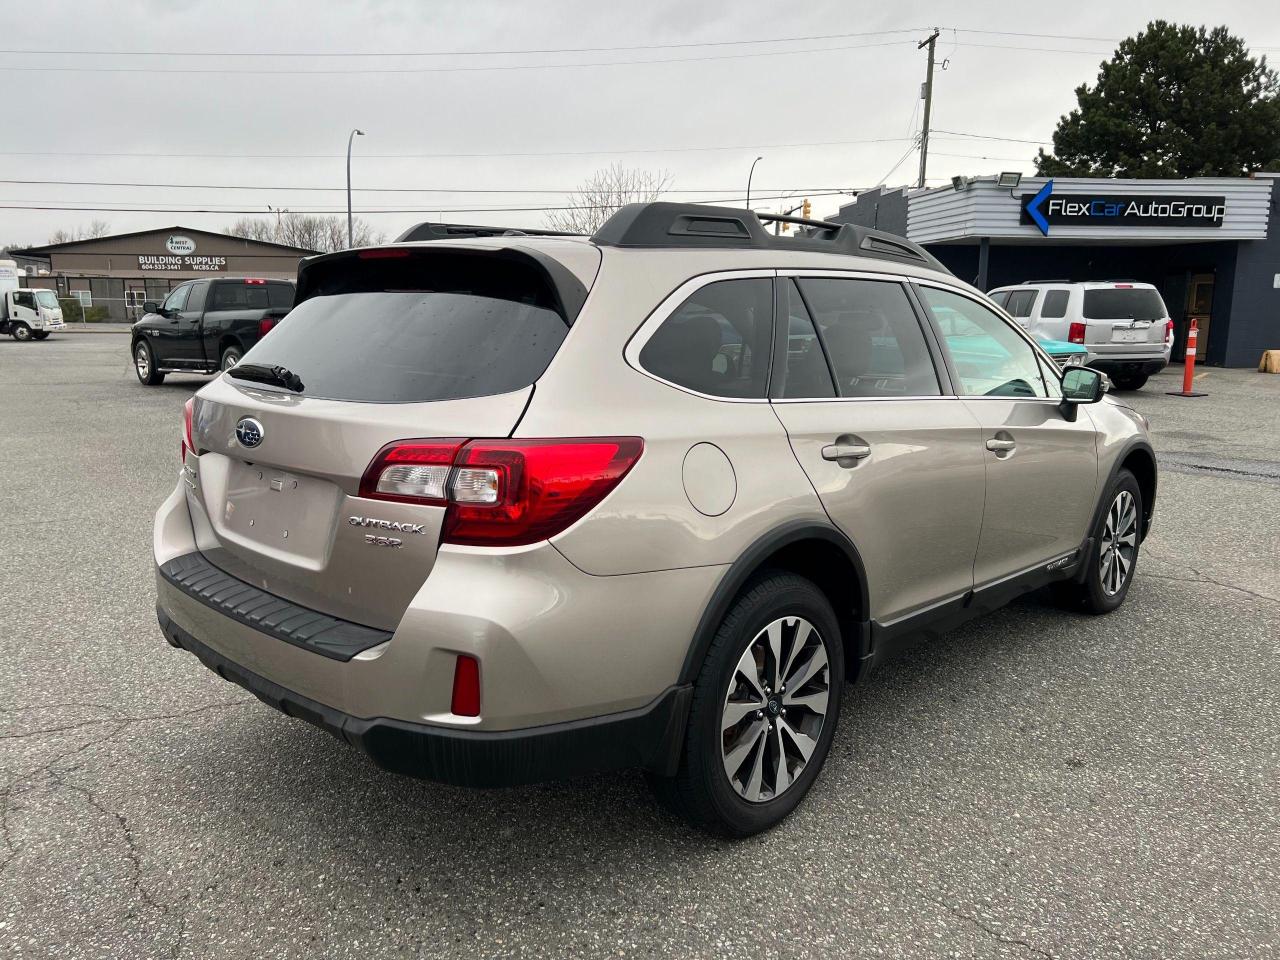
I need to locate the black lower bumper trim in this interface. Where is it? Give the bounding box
[1089,358,1168,377]
[157,607,692,787]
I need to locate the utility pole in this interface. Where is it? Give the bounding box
[917,29,940,190]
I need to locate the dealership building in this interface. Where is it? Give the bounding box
[12,227,317,321]
[834,173,1279,367]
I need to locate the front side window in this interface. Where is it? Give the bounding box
[639,278,773,399]
[163,284,191,312]
[797,278,940,398]
[14,291,35,309]
[988,290,1011,308]
[920,285,1048,398]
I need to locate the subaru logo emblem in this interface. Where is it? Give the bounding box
[235,417,264,448]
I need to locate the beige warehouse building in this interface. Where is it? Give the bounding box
[13,227,317,321]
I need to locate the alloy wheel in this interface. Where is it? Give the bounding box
[1099,489,1138,596]
[135,345,150,380]
[720,616,830,803]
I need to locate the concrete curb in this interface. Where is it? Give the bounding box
[59,324,133,334]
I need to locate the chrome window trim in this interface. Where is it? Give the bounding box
[910,277,1067,394]
[623,268,777,405]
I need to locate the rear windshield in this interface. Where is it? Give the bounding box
[1083,288,1167,321]
[238,252,568,403]
[210,281,293,311]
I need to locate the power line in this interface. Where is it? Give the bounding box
[0,177,857,195]
[0,39,916,74]
[0,135,918,162]
[0,190,856,216]
[0,28,927,58]
[932,130,1048,145]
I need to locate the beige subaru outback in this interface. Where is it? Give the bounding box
[153,203,1156,836]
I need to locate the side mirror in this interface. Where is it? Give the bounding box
[1059,365,1104,421]
[142,301,160,314]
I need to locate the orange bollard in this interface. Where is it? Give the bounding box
[1166,317,1208,397]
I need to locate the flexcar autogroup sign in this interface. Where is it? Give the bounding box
[1021,180,1226,236]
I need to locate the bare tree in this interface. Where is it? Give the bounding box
[225,211,385,253]
[544,164,672,234]
[47,221,113,244]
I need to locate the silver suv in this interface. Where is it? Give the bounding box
[987,281,1174,391]
[153,203,1156,836]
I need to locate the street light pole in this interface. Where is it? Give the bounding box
[745,156,763,210]
[346,128,365,248]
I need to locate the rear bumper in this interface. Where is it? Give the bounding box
[158,606,691,786]
[1089,357,1168,377]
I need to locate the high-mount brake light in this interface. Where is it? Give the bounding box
[1067,322,1087,345]
[359,438,644,546]
[181,398,195,462]
[243,278,267,285]
[357,248,412,259]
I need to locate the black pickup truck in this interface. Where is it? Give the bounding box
[131,277,294,385]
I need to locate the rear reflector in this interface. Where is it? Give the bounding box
[451,655,481,717]
[1067,321,1086,344]
[360,437,644,546]
[181,397,195,462]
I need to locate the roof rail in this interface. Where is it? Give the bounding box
[395,221,582,243]
[590,202,948,273]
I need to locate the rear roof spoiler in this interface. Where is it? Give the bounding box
[590,202,950,274]
[395,221,581,242]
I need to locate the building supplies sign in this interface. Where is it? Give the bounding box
[136,254,228,271]
[1021,181,1227,236]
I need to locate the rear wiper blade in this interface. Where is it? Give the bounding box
[226,363,304,393]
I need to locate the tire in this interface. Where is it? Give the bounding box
[133,340,165,385]
[1055,469,1142,615]
[649,571,845,837]
[32,331,49,340]
[1111,375,1148,391]
[220,345,243,371]
[11,323,32,342]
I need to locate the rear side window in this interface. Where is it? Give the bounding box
[1041,290,1070,319]
[238,251,569,403]
[1083,288,1167,321]
[267,283,294,309]
[797,278,940,397]
[639,278,773,399]
[1005,289,1037,318]
[777,281,835,399]
[210,281,271,311]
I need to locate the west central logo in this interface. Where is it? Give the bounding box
[347,516,426,535]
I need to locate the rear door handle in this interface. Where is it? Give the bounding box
[985,438,1017,452]
[822,443,871,462]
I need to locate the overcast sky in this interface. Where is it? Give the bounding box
[2,0,1277,246]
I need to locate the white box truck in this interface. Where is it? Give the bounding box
[1,259,64,340]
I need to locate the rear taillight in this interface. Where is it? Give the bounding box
[1165,319,1175,344]
[258,316,279,338]
[451,654,481,717]
[360,437,644,546]
[1067,322,1086,344]
[181,397,195,462]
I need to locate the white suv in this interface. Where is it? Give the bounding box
[988,282,1174,391]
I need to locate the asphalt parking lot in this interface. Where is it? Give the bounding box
[2,332,1278,959]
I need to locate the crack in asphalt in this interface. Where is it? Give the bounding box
[1142,551,1280,606]
[915,891,1056,959]
[0,699,253,742]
